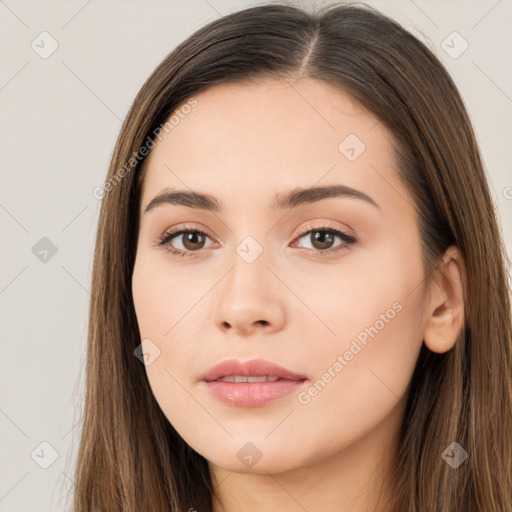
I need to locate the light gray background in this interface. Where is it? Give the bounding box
[0,1,511,510]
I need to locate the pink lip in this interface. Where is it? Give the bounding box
[202,358,308,407]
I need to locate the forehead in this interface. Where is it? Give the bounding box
[139,77,406,215]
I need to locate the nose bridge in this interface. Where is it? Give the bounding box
[235,233,266,266]
[225,232,272,296]
[222,207,273,274]
[213,230,286,333]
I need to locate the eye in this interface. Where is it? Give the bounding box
[154,223,217,258]
[155,222,356,258]
[291,222,356,255]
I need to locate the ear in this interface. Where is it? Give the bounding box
[423,245,467,354]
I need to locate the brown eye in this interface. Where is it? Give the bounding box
[156,223,356,259]
[181,231,207,251]
[293,225,356,255]
[309,230,335,250]
[156,225,216,258]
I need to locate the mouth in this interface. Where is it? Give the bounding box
[202,358,308,407]
[213,375,285,383]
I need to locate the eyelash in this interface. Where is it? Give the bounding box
[154,222,357,259]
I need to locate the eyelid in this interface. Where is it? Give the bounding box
[155,223,218,247]
[290,220,355,241]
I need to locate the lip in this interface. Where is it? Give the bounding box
[202,358,308,407]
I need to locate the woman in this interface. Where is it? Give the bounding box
[70,3,512,511]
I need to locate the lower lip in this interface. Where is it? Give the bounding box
[204,379,307,407]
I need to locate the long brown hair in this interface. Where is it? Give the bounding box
[68,2,512,510]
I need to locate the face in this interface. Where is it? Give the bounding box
[132,77,429,475]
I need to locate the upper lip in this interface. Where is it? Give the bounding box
[202,358,307,382]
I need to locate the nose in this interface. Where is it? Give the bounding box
[213,250,286,337]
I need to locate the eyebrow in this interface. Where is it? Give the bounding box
[144,184,379,213]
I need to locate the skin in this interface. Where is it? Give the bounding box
[131,77,466,512]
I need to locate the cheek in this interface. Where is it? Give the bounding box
[132,252,207,339]
[287,240,426,427]
[132,254,162,336]
[285,279,425,467]
[131,255,210,429]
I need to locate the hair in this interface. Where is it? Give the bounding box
[68,2,512,511]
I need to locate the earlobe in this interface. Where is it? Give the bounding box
[423,246,467,354]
